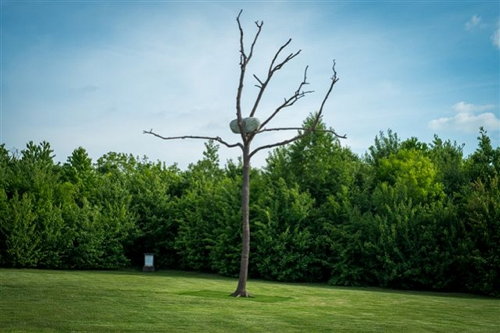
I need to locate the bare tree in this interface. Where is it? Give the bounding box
[144,10,344,297]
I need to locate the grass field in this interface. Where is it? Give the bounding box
[0,269,498,332]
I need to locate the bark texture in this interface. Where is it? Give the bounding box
[231,146,251,297]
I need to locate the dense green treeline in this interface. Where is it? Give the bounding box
[0,120,499,296]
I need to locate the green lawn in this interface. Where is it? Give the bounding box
[0,269,498,332]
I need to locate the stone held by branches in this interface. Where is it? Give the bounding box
[230,117,261,134]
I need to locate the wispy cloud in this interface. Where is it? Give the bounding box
[492,25,500,49]
[465,15,482,31]
[429,102,500,133]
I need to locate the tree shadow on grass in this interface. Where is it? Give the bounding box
[178,290,294,303]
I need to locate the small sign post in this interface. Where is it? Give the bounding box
[143,253,155,272]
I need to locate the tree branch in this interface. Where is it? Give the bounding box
[269,39,293,74]
[236,10,264,142]
[250,132,303,158]
[143,130,243,149]
[272,49,301,73]
[248,20,263,61]
[236,10,246,66]
[314,60,339,124]
[256,127,347,138]
[236,10,247,137]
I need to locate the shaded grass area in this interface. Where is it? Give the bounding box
[0,269,498,332]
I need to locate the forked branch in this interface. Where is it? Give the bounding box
[249,39,302,118]
[236,10,263,66]
[250,60,340,157]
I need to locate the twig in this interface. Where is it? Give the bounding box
[253,74,264,87]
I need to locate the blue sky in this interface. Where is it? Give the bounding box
[1,0,499,168]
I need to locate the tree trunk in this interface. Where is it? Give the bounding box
[231,145,252,297]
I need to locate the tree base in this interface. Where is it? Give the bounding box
[230,290,252,298]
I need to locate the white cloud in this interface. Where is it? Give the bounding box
[452,101,495,113]
[429,102,500,133]
[492,26,500,49]
[465,15,481,31]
